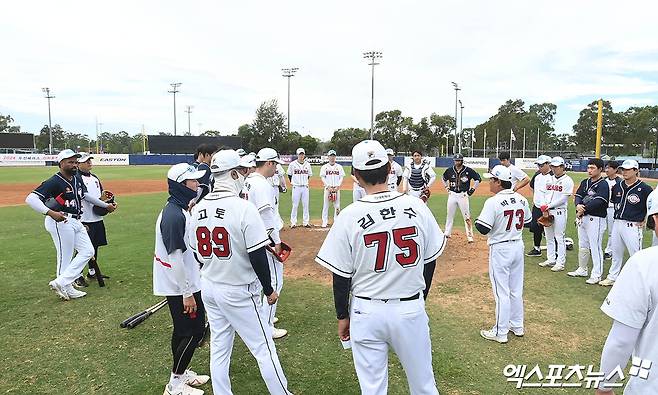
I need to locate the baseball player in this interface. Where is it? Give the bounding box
[648,187,658,247]
[77,152,113,285]
[475,165,532,344]
[320,150,345,228]
[498,152,530,192]
[316,139,446,394]
[386,148,403,191]
[192,143,217,202]
[25,149,116,300]
[599,159,652,286]
[402,150,436,201]
[442,153,481,243]
[244,147,289,339]
[287,147,312,227]
[536,156,574,272]
[568,158,609,284]
[351,167,366,202]
[603,160,621,260]
[189,149,291,395]
[527,155,553,258]
[268,161,287,230]
[153,163,209,395]
[595,194,658,394]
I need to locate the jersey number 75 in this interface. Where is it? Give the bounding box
[364,226,419,272]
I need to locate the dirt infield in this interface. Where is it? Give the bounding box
[281,227,488,283]
[0,176,533,207]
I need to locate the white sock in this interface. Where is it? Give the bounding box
[534,246,540,251]
[169,372,183,388]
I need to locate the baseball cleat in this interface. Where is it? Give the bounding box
[510,327,524,337]
[304,224,312,228]
[538,260,555,267]
[598,278,615,287]
[49,280,70,300]
[444,234,451,238]
[290,225,297,229]
[585,277,601,285]
[550,265,565,272]
[567,268,588,277]
[74,276,89,288]
[467,237,474,243]
[273,316,279,324]
[604,252,612,260]
[65,285,87,299]
[272,328,288,339]
[526,248,542,257]
[480,329,508,344]
[183,369,210,386]
[163,383,204,395]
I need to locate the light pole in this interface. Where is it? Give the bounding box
[98,122,104,153]
[363,51,382,139]
[459,99,464,154]
[652,127,658,169]
[282,67,299,134]
[185,105,194,135]
[168,83,182,135]
[42,87,54,154]
[451,82,460,155]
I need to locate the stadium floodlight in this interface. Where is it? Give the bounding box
[42,87,55,154]
[168,83,182,135]
[459,99,465,154]
[451,82,461,154]
[363,51,383,139]
[185,105,194,135]
[282,67,299,134]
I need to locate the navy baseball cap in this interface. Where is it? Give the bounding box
[453,153,464,160]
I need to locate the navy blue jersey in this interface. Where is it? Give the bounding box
[33,172,87,215]
[193,161,212,200]
[611,180,653,222]
[574,177,608,218]
[442,166,481,193]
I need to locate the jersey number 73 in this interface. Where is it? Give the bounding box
[364,226,419,272]
[503,209,525,231]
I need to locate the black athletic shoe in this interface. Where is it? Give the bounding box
[526,248,542,257]
[74,276,89,288]
[604,252,612,260]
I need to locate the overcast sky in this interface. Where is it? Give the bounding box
[2,1,658,142]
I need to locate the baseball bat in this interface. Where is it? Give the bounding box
[88,257,105,287]
[120,299,167,328]
[126,299,168,329]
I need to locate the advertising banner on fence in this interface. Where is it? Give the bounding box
[515,158,538,170]
[92,154,129,166]
[0,154,46,166]
[464,157,489,169]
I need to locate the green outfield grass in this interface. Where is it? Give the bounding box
[1,170,654,395]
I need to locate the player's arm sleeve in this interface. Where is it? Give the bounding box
[548,191,569,209]
[161,209,188,254]
[598,320,641,390]
[600,257,648,329]
[609,184,621,204]
[83,194,110,208]
[472,168,482,182]
[286,164,293,182]
[248,246,274,296]
[315,219,354,277]
[32,179,56,201]
[196,166,211,201]
[442,168,449,181]
[423,259,437,299]
[25,192,50,215]
[332,273,351,319]
[426,167,436,187]
[308,163,313,176]
[259,205,281,244]
[338,166,345,185]
[169,248,193,297]
[320,166,328,186]
[422,207,446,262]
[523,199,532,224]
[584,183,608,212]
[475,199,495,233]
[242,205,272,253]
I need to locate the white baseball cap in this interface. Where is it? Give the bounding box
[484,165,513,182]
[620,159,639,170]
[535,155,551,165]
[352,140,388,171]
[256,147,284,164]
[236,148,246,157]
[327,149,337,156]
[240,153,256,168]
[167,163,206,183]
[296,148,306,155]
[57,149,81,163]
[77,152,94,163]
[550,156,565,166]
[648,192,658,217]
[385,148,395,156]
[210,150,241,173]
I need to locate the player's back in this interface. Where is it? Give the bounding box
[318,191,445,299]
[189,190,269,286]
[478,190,531,245]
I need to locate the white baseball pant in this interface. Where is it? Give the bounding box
[445,191,473,239]
[407,189,423,199]
[290,185,309,226]
[576,215,606,280]
[353,183,366,202]
[606,220,643,281]
[350,296,439,395]
[543,208,568,267]
[201,277,291,395]
[488,239,524,337]
[604,207,614,254]
[321,188,340,227]
[45,216,94,287]
[272,186,284,230]
[261,251,284,329]
[653,232,658,247]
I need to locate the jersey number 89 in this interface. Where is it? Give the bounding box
[196,226,231,258]
[364,226,419,272]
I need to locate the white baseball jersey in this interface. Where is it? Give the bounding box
[320,162,345,187]
[268,163,285,187]
[601,246,658,393]
[244,172,281,244]
[544,173,574,210]
[316,191,446,299]
[287,160,312,186]
[508,164,529,190]
[531,172,552,208]
[388,161,403,191]
[476,189,532,245]
[79,173,104,223]
[188,190,271,286]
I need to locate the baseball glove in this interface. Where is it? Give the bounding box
[420,188,431,203]
[467,188,475,196]
[537,212,554,227]
[269,242,292,263]
[278,185,287,193]
[93,190,115,216]
[328,189,337,202]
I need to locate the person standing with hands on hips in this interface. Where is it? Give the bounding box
[386,148,403,191]
[153,163,209,395]
[442,153,481,243]
[526,155,553,258]
[316,140,446,394]
[320,150,345,228]
[287,147,312,227]
[25,149,116,300]
[603,161,621,260]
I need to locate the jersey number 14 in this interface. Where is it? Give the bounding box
[364,226,419,272]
